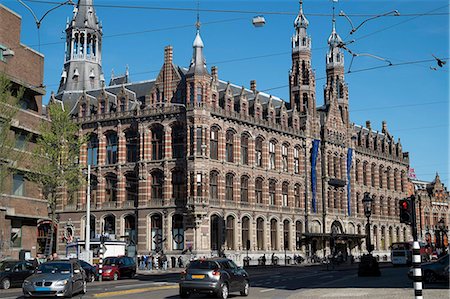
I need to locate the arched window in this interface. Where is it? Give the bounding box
[105,132,118,164]
[240,176,249,202]
[362,162,368,186]
[256,218,264,250]
[151,171,164,200]
[381,227,386,250]
[120,97,126,112]
[394,169,398,191]
[196,86,202,104]
[172,125,185,158]
[124,215,136,243]
[386,168,391,190]
[255,178,263,204]
[226,131,234,163]
[80,103,87,117]
[210,127,219,160]
[210,215,220,251]
[301,60,309,85]
[125,173,138,204]
[379,165,384,188]
[282,182,289,206]
[269,180,276,205]
[270,219,278,250]
[172,170,185,199]
[379,196,384,216]
[294,184,301,208]
[269,141,276,170]
[400,171,405,192]
[226,173,234,201]
[281,144,288,172]
[255,137,263,167]
[241,134,249,165]
[242,217,250,250]
[151,126,164,160]
[355,160,360,183]
[226,216,235,250]
[302,93,308,111]
[294,147,300,174]
[172,215,184,250]
[371,164,376,187]
[99,100,106,114]
[151,214,163,251]
[125,130,138,163]
[87,134,98,166]
[283,220,290,249]
[295,221,302,250]
[105,174,117,202]
[103,215,115,235]
[210,171,219,200]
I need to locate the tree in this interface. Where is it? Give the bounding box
[28,101,85,256]
[0,75,24,195]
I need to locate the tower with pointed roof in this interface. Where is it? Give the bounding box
[57,0,104,96]
[289,0,316,117]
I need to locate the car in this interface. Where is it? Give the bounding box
[179,258,250,299]
[22,260,86,297]
[0,260,35,289]
[408,253,449,283]
[100,256,136,280]
[77,260,98,282]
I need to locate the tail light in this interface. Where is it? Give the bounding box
[180,270,186,278]
[212,270,221,277]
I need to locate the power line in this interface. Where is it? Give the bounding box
[22,0,450,17]
[350,101,448,112]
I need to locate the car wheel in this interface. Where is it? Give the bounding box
[217,283,229,299]
[89,273,96,283]
[240,280,249,296]
[179,287,190,298]
[113,272,119,281]
[1,277,11,289]
[424,271,437,283]
[81,281,87,294]
[64,285,73,298]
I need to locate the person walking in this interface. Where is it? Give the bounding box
[148,253,153,270]
[178,256,183,268]
[162,253,168,271]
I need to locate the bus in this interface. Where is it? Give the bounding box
[391,242,426,266]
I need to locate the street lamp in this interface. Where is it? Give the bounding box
[437,218,447,254]
[358,192,380,276]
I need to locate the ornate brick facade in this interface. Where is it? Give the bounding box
[55,1,411,263]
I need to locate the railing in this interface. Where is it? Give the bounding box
[122,201,135,208]
[103,201,118,209]
[147,198,164,207]
[167,198,187,207]
[64,204,77,211]
[282,206,291,212]
[209,199,220,207]
[240,202,251,208]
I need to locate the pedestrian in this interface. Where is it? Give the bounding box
[148,253,153,270]
[178,256,183,268]
[262,254,266,266]
[271,253,275,265]
[162,253,168,271]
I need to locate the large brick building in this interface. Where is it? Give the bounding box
[0,4,49,259]
[55,0,411,263]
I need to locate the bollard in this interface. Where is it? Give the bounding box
[98,247,103,282]
[412,241,423,299]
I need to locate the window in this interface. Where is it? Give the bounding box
[256,218,264,250]
[282,182,289,206]
[172,171,185,199]
[269,141,276,170]
[100,101,106,114]
[242,217,250,250]
[240,176,249,202]
[210,127,218,160]
[362,162,367,186]
[294,184,301,208]
[255,137,263,167]
[189,83,195,103]
[12,174,24,196]
[269,180,276,205]
[226,216,235,250]
[197,86,202,104]
[283,220,290,249]
[241,134,249,165]
[196,173,202,197]
[295,221,302,250]
[10,220,22,248]
[196,127,203,155]
[394,169,398,191]
[87,134,98,166]
[105,174,117,202]
[125,173,138,203]
[225,131,234,163]
[270,219,278,250]
[371,164,376,187]
[294,147,299,174]
[125,130,138,163]
[151,172,164,200]
[151,127,164,160]
[172,126,184,158]
[210,172,218,200]
[386,168,391,190]
[379,166,384,188]
[172,215,184,250]
[255,178,263,204]
[225,173,234,201]
[15,131,27,150]
[355,160,360,183]
[282,144,288,172]
[120,97,126,112]
[106,132,118,164]
[80,103,87,117]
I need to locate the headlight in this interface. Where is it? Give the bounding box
[55,280,68,286]
[104,269,112,273]
[23,280,31,285]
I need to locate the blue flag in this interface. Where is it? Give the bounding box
[347,148,353,216]
[311,139,320,213]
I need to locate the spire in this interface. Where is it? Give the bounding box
[292,0,311,51]
[72,0,101,31]
[187,7,208,76]
[294,0,309,29]
[326,0,344,69]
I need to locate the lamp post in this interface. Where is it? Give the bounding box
[437,218,447,254]
[358,192,380,276]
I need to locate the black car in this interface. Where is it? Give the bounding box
[0,260,35,289]
[409,254,449,283]
[77,260,98,282]
[179,258,249,299]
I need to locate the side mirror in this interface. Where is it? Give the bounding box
[74,269,81,274]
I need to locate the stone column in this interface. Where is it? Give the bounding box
[164,125,172,160]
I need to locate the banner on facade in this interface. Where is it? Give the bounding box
[311,139,320,213]
[347,148,353,216]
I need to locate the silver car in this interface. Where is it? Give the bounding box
[22,260,86,297]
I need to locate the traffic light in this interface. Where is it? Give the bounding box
[399,198,412,224]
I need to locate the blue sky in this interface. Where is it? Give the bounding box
[3,0,449,187]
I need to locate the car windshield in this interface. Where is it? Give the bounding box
[0,261,16,271]
[37,263,71,274]
[188,260,218,270]
[104,258,117,266]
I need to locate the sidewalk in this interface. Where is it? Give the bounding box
[136,267,183,275]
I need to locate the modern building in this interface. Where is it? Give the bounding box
[412,173,449,251]
[0,4,49,259]
[54,0,411,263]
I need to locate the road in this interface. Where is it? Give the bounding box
[1,264,448,299]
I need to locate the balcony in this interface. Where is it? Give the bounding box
[209,199,220,207]
[64,203,77,211]
[255,203,265,210]
[240,201,251,208]
[147,198,164,207]
[282,206,291,213]
[122,201,136,209]
[167,198,187,207]
[103,201,118,209]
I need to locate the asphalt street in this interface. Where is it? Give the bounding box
[1,264,448,299]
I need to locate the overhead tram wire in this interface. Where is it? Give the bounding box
[22,0,450,17]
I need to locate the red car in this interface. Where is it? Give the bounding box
[98,257,136,280]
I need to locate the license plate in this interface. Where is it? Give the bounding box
[35,287,51,291]
[191,274,205,279]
